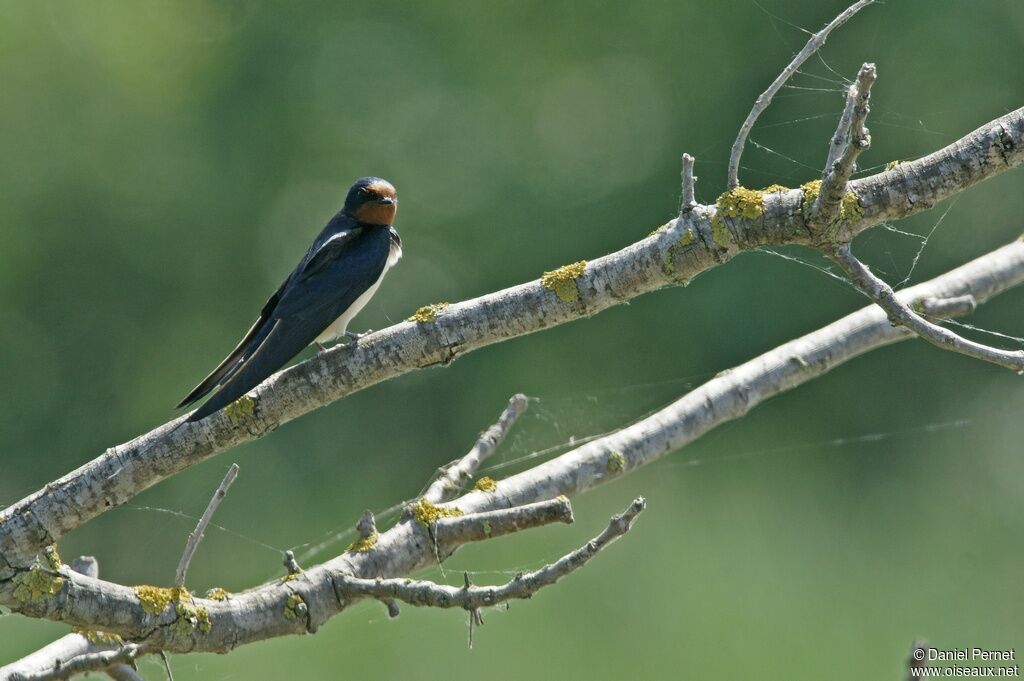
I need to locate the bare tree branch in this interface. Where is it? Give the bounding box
[2,237,1021,654]
[830,243,1024,371]
[0,559,143,681]
[8,645,143,681]
[423,394,528,503]
[1,103,1020,575]
[813,63,876,226]
[335,497,643,610]
[679,153,696,214]
[430,497,575,549]
[174,464,239,588]
[727,0,876,188]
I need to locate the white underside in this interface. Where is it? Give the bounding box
[314,240,402,344]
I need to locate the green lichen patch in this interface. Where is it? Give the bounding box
[473,476,498,493]
[12,563,64,604]
[711,186,765,247]
[716,186,765,221]
[841,191,863,220]
[284,593,306,621]
[205,587,231,601]
[411,498,464,528]
[540,261,587,303]
[174,597,212,635]
[134,585,180,615]
[133,586,210,634]
[42,544,63,571]
[801,179,862,222]
[482,520,492,536]
[74,628,124,646]
[606,451,626,474]
[408,302,449,323]
[801,180,822,216]
[224,395,256,423]
[345,531,379,553]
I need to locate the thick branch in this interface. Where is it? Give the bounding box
[423,394,528,503]
[727,0,876,188]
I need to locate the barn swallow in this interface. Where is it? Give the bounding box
[178,177,402,422]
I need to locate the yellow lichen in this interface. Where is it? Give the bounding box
[133,586,210,635]
[12,563,64,604]
[801,179,862,222]
[205,587,231,601]
[885,160,902,170]
[540,261,587,303]
[606,451,626,474]
[43,544,62,571]
[223,395,255,423]
[345,531,379,553]
[280,573,300,582]
[762,184,789,193]
[174,598,211,635]
[408,302,449,323]
[801,179,822,216]
[133,585,180,615]
[716,186,765,221]
[710,186,765,247]
[283,593,306,621]
[74,628,124,645]
[410,498,464,528]
[473,476,498,493]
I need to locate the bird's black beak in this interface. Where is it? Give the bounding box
[377,196,396,206]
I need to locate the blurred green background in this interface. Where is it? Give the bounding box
[2,0,1022,678]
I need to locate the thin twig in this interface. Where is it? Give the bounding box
[830,244,1024,372]
[335,498,644,611]
[159,652,174,681]
[173,463,239,587]
[813,63,876,225]
[727,0,875,188]
[679,153,696,215]
[423,394,528,503]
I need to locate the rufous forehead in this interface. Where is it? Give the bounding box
[366,180,396,198]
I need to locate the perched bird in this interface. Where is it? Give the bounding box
[178,177,402,422]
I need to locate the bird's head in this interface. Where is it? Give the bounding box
[344,177,398,225]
